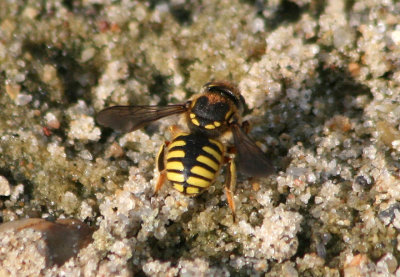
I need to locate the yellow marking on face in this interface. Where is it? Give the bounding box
[186,186,200,194]
[187,176,210,188]
[167,150,185,159]
[196,155,219,171]
[167,171,184,183]
[191,166,214,180]
[166,161,184,171]
[173,183,184,192]
[202,146,222,162]
[224,109,233,120]
[169,140,186,149]
[191,118,200,126]
[208,139,224,154]
[205,124,216,129]
[214,121,221,127]
[190,113,196,119]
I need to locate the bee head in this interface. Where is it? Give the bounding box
[187,81,245,137]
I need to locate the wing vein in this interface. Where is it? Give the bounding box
[97,103,188,132]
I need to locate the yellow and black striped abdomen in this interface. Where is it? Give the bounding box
[166,132,224,195]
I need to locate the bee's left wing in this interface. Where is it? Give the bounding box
[231,123,275,177]
[97,103,189,133]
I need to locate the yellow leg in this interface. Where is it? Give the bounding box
[154,170,167,194]
[168,125,184,137]
[225,159,237,222]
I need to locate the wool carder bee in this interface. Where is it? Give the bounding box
[97,81,274,220]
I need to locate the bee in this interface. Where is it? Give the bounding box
[97,81,274,220]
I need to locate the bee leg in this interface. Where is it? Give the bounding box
[226,146,236,155]
[241,120,250,134]
[224,158,237,222]
[168,125,184,137]
[154,142,167,194]
[154,170,167,194]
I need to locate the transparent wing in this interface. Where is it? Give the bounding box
[231,124,274,177]
[96,103,188,133]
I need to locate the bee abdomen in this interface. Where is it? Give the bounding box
[166,133,224,195]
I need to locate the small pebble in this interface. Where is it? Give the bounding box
[0,176,11,196]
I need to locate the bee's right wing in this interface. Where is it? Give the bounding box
[231,123,275,177]
[96,103,189,133]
